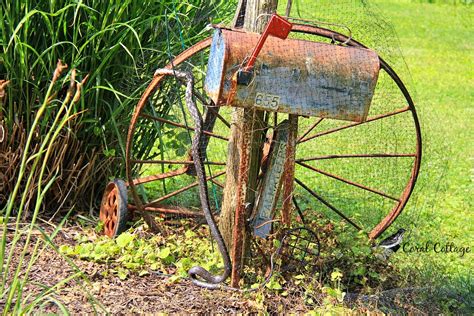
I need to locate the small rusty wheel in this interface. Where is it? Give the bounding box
[99,179,129,238]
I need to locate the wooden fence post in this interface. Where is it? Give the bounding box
[219,0,279,288]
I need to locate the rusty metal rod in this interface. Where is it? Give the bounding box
[191,89,231,129]
[131,166,188,186]
[297,153,416,162]
[207,106,231,129]
[297,161,400,201]
[130,159,225,166]
[298,106,410,144]
[297,118,323,143]
[210,178,225,189]
[140,113,229,141]
[144,170,226,207]
[294,178,361,230]
[128,204,204,217]
[282,114,298,225]
[292,196,306,225]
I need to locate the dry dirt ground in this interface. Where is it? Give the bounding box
[3,223,320,314]
[3,222,465,314]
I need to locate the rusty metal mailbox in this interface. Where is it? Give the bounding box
[204,28,381,122]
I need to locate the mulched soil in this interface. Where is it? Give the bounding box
[3,223,314,314]
[3,221,467,314]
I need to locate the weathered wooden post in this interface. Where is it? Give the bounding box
[219,0,279,288]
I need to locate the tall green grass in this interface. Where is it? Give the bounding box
[0,0,235,213]
[0,62,103,314]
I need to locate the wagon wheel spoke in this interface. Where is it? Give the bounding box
[131,167,189,186]
[298,106,410,144]
[297,118,323,143]
[206,106,231,129]
[144,170,226,208]
[296,153,417,162]
[294,178,361,230]
[130,159,225,166]
[138,113,229,141]
[297,161,400,202]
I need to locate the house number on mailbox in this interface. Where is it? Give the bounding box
[255,93,280,110]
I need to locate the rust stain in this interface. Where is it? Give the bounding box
[281,115,298,225]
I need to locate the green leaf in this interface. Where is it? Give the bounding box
[117,268,129,280]
[175,147,186,156]
[169,275,181,283]
[273,239,281,248]
[331,270,343,282]
[266,280,282,290]
[185,230,196,238]
[294,274,305,280]
[159,247,171,259]
[116,232,135,248]
[103,148,116,157]
[177,131,191,143]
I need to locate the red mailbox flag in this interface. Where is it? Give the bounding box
[243,14,293,72]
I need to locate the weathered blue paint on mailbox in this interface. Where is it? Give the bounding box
[204,28,380,122]
[205,28,226,103]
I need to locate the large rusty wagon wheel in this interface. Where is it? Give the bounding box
[101,24,420,240]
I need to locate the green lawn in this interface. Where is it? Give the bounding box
[284,0,473,295]
[372,0,473,283]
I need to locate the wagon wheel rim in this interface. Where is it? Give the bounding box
[125,25,421,240]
